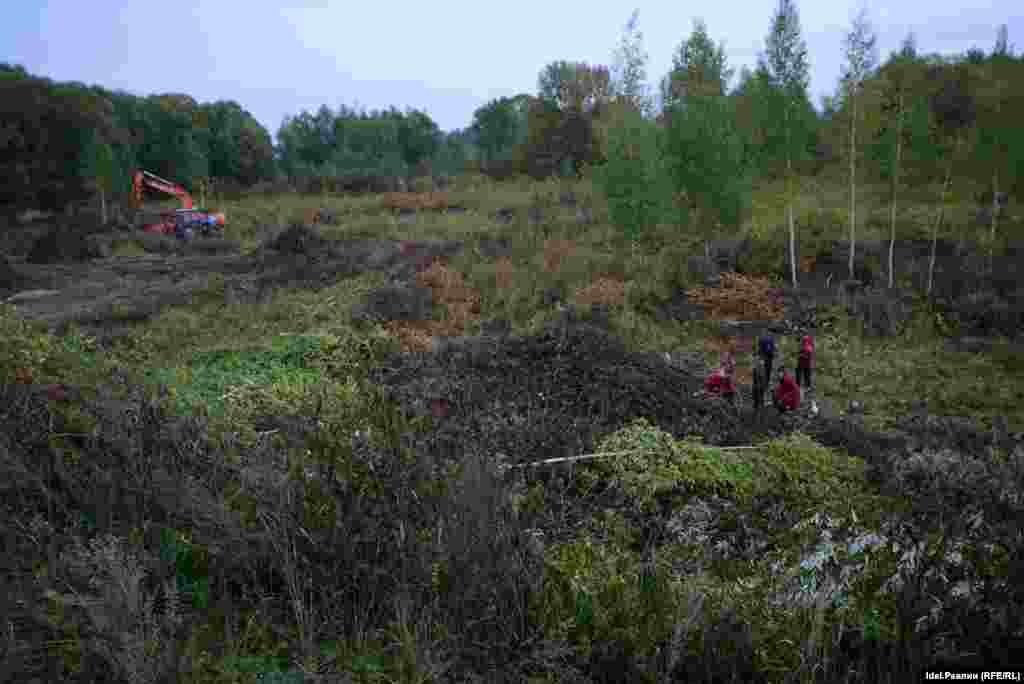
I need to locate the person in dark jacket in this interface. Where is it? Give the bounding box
[773,367,801,412]
[751,361,766,413]
[796,335,815,391]
[758,334,776,386]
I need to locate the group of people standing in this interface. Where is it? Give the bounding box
[704,333,816,414]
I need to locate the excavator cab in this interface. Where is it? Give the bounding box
[173,209,226,239]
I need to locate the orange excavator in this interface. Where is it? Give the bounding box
[130,170,226,241]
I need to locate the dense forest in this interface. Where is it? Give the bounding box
[2,14,1022,217]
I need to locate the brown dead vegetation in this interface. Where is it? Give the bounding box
[494,256,516,291]
[541,239,577,273]
[384,259,484,352]
[571,276,626,308]
[381,192,450,212]
[687,272,787,321]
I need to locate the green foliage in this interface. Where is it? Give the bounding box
[142,334,326,416]
[609,10,654,116]
[591,108,670,243]
[542,533,682,666]
[580,419,868,518]
[469,96,528,164]
[0,304,55,382]
[663,95,751,246]
[661,18,733,107]
[159,527,211,610]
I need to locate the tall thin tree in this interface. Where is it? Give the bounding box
[841,7,878,280]
[762,0,811,287]
[611,9,653,117]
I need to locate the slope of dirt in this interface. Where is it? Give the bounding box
[369,306,878,470]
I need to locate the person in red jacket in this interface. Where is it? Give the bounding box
[773,367,801,412]
[705,367,736,404]
[796,335,815,391]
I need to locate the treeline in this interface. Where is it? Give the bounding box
[274,104,467,186]
[2,5,1021,221]
[0,63,276,209]
[565,6,1024,288]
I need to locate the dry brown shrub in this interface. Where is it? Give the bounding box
[381,192,450,211]
[542,239,576,273]
[494,257,515,291]
[571,276,626,307]
[383,321,437,352]
[800,255,816,273]
[687,272,786,321]
[377,260,484,352]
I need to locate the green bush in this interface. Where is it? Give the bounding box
[591,108,670,246]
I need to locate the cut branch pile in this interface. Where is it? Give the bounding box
[381,192,450,212]
[686,272,787,321]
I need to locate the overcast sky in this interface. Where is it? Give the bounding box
[4,1,1017,139]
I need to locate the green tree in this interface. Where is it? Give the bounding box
[79,130,116,223]
[871,33,933,287]
[761,0,812,287]
[663,95,751,271]
[537,61,611,113]
[469,97,522,164]
[610,9,653,117]
[394,108,441,171]
[661,19,733,112]
[839,7,879,279]
[969,26,1022,271]
[591,107,668,244]
[926,61,977,297]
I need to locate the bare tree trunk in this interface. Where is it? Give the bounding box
[784,103,798,288]
[988,170,1000,277]
[849,94,857,280]
[99,188,108,225]
[888,93,904,289]
[927,145,957,298]
[787,160,797,288]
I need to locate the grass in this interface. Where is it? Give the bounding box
[6,169,1024,683]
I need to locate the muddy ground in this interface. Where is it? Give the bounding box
[3,216,1023,466]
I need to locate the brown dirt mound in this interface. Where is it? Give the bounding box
[372,309,758,467]
[263,223,328,254]
[0,256,33,296]
[26,223,107,264]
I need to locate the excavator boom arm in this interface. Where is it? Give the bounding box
[132,170,193,209]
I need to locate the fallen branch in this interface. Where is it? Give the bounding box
[503,445,761,470]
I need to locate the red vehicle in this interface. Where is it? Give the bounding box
[131,170,225,240]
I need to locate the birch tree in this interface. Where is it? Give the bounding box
[876,33,928,288]
[610,9,653,117]
[762,0,811,287]
[972,24,1019,275]
[927,63,976,298]
[840,7,878,280]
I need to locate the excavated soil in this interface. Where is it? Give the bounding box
[1,223,466,339]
